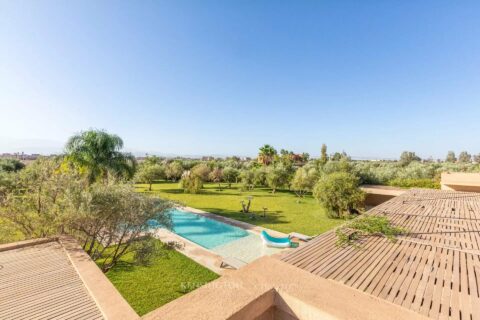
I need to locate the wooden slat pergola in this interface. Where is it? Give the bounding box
[282,189,480,320]
[0,241,104,319]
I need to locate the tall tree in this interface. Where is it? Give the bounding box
[474,154,480,163]
[458,151,472,163]
[313,172,365,218]
[222,167,240,187]
[165,161,184,181]
[445,151,457,163]
[258,144,277,166]
[291,166,319,197]
[65,130,136,184]
[69,183,172,272]
[0,158,25,172]
[399,151,421,166]
[135,163,165,191]
[320,144,328,165]
[266,165,290,193]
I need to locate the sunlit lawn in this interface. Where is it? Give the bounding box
[102,240,219,316]
[137,182,344,236]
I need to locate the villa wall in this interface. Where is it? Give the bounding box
[441,172,480,192]
[143,256,428,320]
[360,185,405,206]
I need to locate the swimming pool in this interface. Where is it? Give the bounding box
[151,208,250,249]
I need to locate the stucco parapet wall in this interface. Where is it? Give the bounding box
[142,256,427,320]
[0,237,57,252]
[441,172,480,187]
[360,184,406,196]
[59,236,139,320]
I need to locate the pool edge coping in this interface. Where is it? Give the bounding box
[153,206,294,275]
[179,205,289,238]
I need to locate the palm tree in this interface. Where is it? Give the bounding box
[65,130,137,184]
[258,144,277,165]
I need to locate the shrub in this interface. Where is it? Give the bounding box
[0,158,25,172]
[222,167,240,187]
[135,163,165,191]
[387,178,440,189]
[335,215,406,247]
[133,236,159,266]
[239,169,255,191]
[290,167,319,197]
[191,164,211,181]
[313,172,365,218]
[208,167,223,183]
[266,165,290,193]
[179,171,203,194]
[253,167,268,187]
[165,161,184,181]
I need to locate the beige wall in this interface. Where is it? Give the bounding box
[360,185,405,207]
[441,172,480,192]
[364,193,397,206]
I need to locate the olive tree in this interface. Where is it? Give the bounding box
[445,151,457,163]
[0,158,25,172]
[209,167,223,182]
[313,172,365,218]
[0,157,83,239]
[191,163,211,181]
[165,161,184,181]
[266,165,290,193]
[68,183,173,272]
[399,151,421,166]
[458,151,472,163]
[135,163,165,191]
[290,167,319,197]
[253,167,268,187]
[240,169,255,191]
[179,171,203,194]
[222,167,240,187]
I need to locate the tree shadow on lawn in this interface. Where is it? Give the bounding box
[199,207,290,230]
[158,189,291,199]
[106,260,136,273]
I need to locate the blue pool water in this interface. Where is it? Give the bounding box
[151,209,249,249]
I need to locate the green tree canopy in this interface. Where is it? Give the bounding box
[258,144,277,165]
[0,158,25,172]
[65,130,136,183]
[191,163,211,181]
[458,151,472,163]
[313,172,365,218]
[222,167,240,186]
[266,165,290,193]
[291,166,319,197]
[136,163,165,191]
[165,161,184,181]
[445,151,457,163]
[399,151,421,166]
[320,144,328,165]
[179,171,203,194]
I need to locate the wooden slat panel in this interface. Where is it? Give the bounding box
[281,189,480,320]
[0,242,104,319]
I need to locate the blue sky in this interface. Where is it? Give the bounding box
[1,1,479,159]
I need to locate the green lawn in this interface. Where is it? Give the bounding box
[137,182,344,236]
[102,241,219,316]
